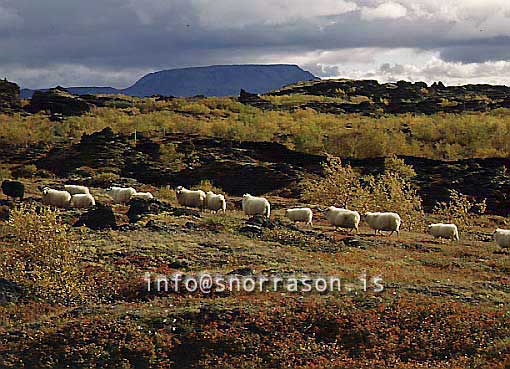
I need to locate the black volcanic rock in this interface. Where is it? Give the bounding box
[34,129,510,215]
[26,87,91,116]
[73,203,117,230]
[0,79,21,113]
[267,79,510,115]
[238,89,274,109]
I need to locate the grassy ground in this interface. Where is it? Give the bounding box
[1,178,510,368]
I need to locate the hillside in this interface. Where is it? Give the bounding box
[20,64,317,98]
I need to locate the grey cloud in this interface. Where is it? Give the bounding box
[2,0,510,88]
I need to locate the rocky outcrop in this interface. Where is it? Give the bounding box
[264,79,510,116]
[33,129,510,215]
[73,203,117,230]
[26,86,91,116]
[238,89,274,110]
[0,79,21,113]
[36,129,326,196]
[344,156,510,216]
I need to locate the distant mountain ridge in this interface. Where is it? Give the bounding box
[20,64,317,99]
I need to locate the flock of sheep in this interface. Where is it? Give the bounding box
[2,179,510,248]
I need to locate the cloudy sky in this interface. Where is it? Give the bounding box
[2,0,510,88]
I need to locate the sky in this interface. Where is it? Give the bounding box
[2,0,510,89]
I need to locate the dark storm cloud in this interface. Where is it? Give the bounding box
[2,0,510,88]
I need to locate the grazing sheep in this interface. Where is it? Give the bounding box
[1,180,24,200]
[175,186,206,209]
[131,192,154,201]
[324,206,360,232]
[242,194,270,218]
[428,223,459,241]
[494,228,510,248]
[364,212,401,236]
[64,184,90,195]
[106,186,136,204]
[41,187,71,208]
[70,193,96,209]
[205,191,226,213]
[285,207,313,227]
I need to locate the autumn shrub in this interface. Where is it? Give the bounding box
[302,156,424,230]
[90,171,120,187]
[0,204,91,304]
[159,143,185,171]
[433,189,487,226]
[384,155,416,179]
[191,179,223,194]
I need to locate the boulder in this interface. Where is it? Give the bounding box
[238,89,274,109]
[26,86,91,116]
[73,203,117,230]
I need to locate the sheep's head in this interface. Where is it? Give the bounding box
[324,206,334,215]
[41,187,50,195]
[243,194,251,199]
[175,186,184,193]
[37,185,48,193]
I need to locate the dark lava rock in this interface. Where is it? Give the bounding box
[267,79,510,115]
[247,215,276,229]
[238,89,274,109]
[172,207,201,217]
[345,156,510,216]
[36,129,326,197]
[0,278,25,304]
[145,219,175,232]
[184,221,198,230]
[342,237,374,249]
[0,79,21,113]
[239,224,263,235]
[26,86,91,116]
[73,203,117,230]
[228,267,255,276]
[128,198,170,223]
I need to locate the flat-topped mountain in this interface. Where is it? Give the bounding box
[20,64,317,98]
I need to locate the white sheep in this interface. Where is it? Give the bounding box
[41,187,71,208]
[175,186,206,209]
[70,193,96,209]
[428,223,459,241]
[106,186,136,204]
[242,194,270,218]
[285,207,313,227]
[494,228,510,248]
[205,191,226,213]
[364,212,401,236]
[131,192,154,201]
[64,184,90,195]
[324,206,360,233]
